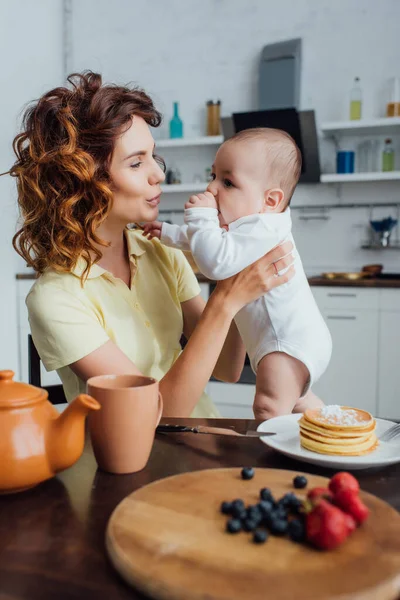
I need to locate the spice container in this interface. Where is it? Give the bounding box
[207,100,221,136]
[386,77,400,117]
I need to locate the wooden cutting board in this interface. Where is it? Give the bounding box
[106,468,400,600]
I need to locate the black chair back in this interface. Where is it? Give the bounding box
[28,334,67,405]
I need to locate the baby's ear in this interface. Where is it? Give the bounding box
[262,188,284,212]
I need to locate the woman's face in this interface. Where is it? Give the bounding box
[108,116,165,225]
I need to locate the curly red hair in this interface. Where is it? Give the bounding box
[8,71,163,281]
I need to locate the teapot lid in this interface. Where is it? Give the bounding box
[0,370,46,407]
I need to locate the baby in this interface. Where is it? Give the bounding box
[144,128,332,420]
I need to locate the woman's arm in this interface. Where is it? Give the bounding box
[71,242,294,416]
[181,293,246,383]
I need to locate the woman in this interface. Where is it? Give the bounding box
[8,71,294,417]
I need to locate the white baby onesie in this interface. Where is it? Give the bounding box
[161,207,332,394]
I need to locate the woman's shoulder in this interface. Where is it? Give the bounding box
[26,269,84,311]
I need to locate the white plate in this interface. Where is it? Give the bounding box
[257,414,400,470]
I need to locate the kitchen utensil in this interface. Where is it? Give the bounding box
[336,150,355,174]
[362,264,383,275]
[106,467,400,600]
[380,422,400,443]
[370,217,398,247]
[258,414,400,470]
[322,272,372,281]
[156,424,276,437]
[0,369,100,494]
[87,374,163,474]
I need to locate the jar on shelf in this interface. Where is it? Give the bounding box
[206,100,221,136]
[386,77,400,117]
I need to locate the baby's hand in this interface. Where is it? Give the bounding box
[142,221,163,240]
[185,191,217,210]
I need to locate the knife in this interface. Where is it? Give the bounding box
[156,424,276,437]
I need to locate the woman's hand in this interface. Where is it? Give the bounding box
[214,241,295,315]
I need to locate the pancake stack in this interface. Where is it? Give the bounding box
[299,405,378,456]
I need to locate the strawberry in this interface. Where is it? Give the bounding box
[306,499,349,550]
[343,513,357,535]
[329,472,360,496]
[333,489,369,525]
[307,487,333,504]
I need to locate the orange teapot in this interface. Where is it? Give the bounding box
[0,370,100,494]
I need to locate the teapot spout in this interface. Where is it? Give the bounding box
[48,394,100,474]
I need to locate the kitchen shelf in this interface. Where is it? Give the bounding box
[155,135,223,148]
[320,171,400,183]
[321,117,400,137]
[161,182,210,193]
[361,243,400,250]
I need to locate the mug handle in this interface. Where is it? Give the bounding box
[156,392,163,426]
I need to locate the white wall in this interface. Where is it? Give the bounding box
[0,0,63,377]
[69,0,400,274]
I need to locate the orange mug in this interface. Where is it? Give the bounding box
[87,375,163,474]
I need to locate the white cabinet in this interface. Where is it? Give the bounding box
[313,309,379,414]
[377,291,400,420]
[313,286,400,419]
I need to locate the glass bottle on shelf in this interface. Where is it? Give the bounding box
[386,77,400,117]
[169,102,183,139]
[350,77,362,120]
[382,139,395,172]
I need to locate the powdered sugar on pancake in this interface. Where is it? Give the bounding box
[315,405,367,427]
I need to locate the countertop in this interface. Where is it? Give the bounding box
[1,417,400,600]
[307,276,400,288]
[16,272,400,288]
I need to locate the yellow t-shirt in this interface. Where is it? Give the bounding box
[26,228,219,418]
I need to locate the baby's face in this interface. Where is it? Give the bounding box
[206,140,269,227]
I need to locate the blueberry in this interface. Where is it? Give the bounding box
[233,508,247,521]
[293,475,308,489]
[243,518,257,532]
[226,518,242,534]
[276,495,290,507]
[258,500,273,516]
[288,519,306,543]
[274,507,289,521]
[248,513,262,527]
[280,492,298,507]
[241,467,254,480]
[269,518,288,536]
[247,505,262,518]
[263,511,276,528]
[253,529,268,544]
[231,499,245,518]
[289,497,303,514]
[220,501,233,515]
[232,499,245,511]
[260,488,274,503]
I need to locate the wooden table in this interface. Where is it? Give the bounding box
[1,418,400,600]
